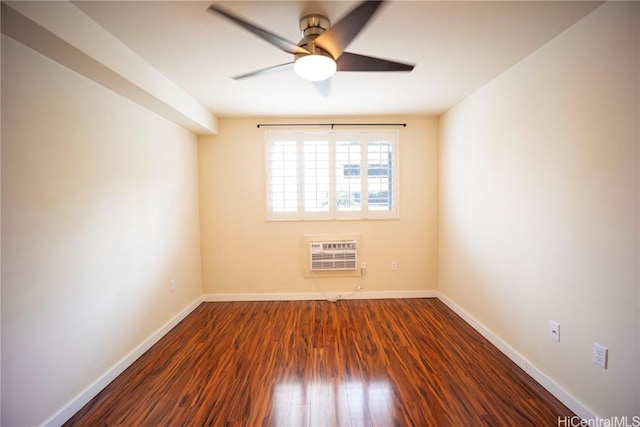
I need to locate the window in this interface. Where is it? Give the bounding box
[266,130,399,220]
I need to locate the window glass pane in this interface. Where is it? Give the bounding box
[270,141,297,212]
[335,140,361,211]
[303,141,330,212]
[368,140,393,211]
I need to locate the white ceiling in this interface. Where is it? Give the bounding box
[73,1,601,117]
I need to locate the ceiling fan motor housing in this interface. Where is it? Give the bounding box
[299,14,330,36]
[296,14,333,61]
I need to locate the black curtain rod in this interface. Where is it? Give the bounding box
[256,123,406,129]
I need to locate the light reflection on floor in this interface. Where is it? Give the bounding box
[272,379,394,426]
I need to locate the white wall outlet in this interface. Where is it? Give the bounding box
[549,321,560,342]
[593,343,607,368]
[391,261,398,271]
[170,278,176,292]
[361,262,366,269]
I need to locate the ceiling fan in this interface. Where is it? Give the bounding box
[207,0,415,96]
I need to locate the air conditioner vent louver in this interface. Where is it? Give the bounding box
[310,240,358,271]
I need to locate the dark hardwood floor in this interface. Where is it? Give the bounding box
[65,298,574,426]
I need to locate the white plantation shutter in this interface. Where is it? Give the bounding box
[335,140,362,212]
[268,140,298,213]
[303,140,330,212]
[367,140,394,211]
[266,130,398,220]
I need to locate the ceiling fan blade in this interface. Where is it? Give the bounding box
[312,79,331,97]
[232,62,294,80]
[336,52,414,72]
[314,1,385,60]
[208,4,309,55]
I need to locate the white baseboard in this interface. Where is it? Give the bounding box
[44,296,203,427]
[435,292,596,421]
[203,289,438,302]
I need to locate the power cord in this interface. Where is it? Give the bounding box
[311,266,366,303]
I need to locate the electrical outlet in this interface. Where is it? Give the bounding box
[593,343,607,368]
[361,262,366,270]
[391,261,398,271]
[170,279,176,292]
[549,321,560,342]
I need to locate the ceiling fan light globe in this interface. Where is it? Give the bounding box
[294,54,336,81]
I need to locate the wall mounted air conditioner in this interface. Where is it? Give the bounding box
[310,240,358,271]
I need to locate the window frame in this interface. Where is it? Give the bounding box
[265,130,400,221]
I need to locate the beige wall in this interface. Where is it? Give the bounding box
[439,2,639,418]
[199,116,438,296]
[1,36,202,426]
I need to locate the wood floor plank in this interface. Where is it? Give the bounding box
[65,299,574,426]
